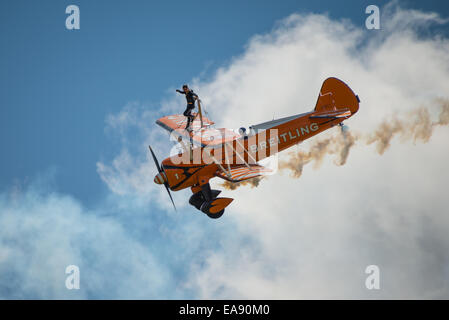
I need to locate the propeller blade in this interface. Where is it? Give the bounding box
[149,145,177,212]
[149,145,162,173]
[164,183,177,211]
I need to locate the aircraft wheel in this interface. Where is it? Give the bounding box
[200,201,224,219]
[200,201,226,219]
[200,197,233,219]
[206,209,224,219]
[189,192,204,210]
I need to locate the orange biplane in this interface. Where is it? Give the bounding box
[150,77,359,218]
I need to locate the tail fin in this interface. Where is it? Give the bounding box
[314,77,359,115]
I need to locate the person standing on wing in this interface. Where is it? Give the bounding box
[176,84,198,131]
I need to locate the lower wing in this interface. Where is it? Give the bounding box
[215,164,272,183]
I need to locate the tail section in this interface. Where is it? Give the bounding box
[314,77,359,115]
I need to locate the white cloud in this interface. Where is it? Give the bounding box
[181,4,449,298]
[0,182,171,299]
[0,172,237,299]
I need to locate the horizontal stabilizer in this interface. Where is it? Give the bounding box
[309,108,352,119]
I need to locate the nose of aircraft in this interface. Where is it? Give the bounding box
[154,172,167,185]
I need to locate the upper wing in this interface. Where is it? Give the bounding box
[215,164,272,183]
[156,113,241,148]
[193,127,242,148]
[156,113,214,133]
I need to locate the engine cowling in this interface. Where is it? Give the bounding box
[154,172,167,185]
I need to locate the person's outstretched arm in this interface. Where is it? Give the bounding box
[176,89,185,94]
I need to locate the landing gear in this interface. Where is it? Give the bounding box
[189,183,232,219]
[188,191,204,210]
[200,202,225,219]
[339,122,349,133]
[189,188,221,210]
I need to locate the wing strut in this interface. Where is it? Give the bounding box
[224,139,252,169]
[197,99,204,128]
[203,146,232,179]
[223,142,232,176]
[235,139,257,166]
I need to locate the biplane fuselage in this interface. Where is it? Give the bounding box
[153,77,360,218]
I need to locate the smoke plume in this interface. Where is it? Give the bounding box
[221,98,449,188]
[278,129,359,178]
[221,177,263,190]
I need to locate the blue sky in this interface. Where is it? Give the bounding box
[1,0,449,299]
[2,0,447,205]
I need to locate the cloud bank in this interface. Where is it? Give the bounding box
[186,3,449,299]
[0,176,170,299]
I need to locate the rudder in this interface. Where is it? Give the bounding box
[314,77,359,115]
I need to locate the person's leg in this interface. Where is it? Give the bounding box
[183,105,194,129]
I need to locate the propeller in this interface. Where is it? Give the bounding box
[149,146,177,211]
